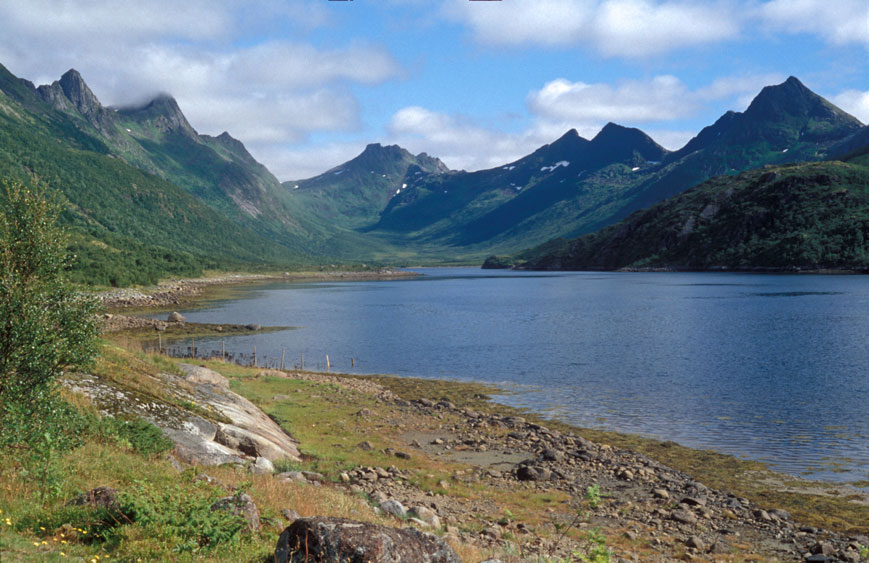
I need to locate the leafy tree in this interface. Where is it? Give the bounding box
[0,177,99,452]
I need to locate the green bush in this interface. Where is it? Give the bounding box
[97,416,174,456]
[118,484,247,552]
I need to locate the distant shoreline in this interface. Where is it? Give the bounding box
[95,268,418,310]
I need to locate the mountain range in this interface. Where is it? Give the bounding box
[0,63,867,283]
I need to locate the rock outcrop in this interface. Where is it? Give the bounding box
[64,363,300,468]
[273,517,460,563]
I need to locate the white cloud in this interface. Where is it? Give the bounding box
[0,0,400,173]
[592,0,740,57]
[247,141,368,182]
[758,0,869,46]
[444,0,593,46]
[831,90,869,124]
[528,75,692,122]
[447,0,740,57]
[388,106,561,171]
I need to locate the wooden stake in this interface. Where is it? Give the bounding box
[281,349,285,370]
[254,345,257,368]
[158,333,162,352]
[222,341,225,362]
[351,357,355,368]
[301,353,304,370]
[326,354,330,372]
[192,338,196,358]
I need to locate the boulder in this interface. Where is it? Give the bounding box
[274,517,460,563]
[211,493,260,532]
[67,486,124,515]
[380,499,407,519]
[167,311,185,323]
[409,506,441,528]
[179,363,229,388]
[516,465,552,481]
[249,456,275,475]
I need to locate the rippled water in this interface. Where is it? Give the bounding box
[157,268,869,483]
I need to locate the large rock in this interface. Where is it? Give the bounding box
[211,493,260,532]
[179,363,229,388]
[167,311,185,323]
[274,517,460,563]
[63,365,301,467]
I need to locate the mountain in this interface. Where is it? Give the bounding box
[362,77,864,256]
[489,146,869,272]
[283,143,449,229]
[0,63,303,285]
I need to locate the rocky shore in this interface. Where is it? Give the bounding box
[264,369,868,562]
[95,269,415,310]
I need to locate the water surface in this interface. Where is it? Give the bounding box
[157,268,869,483]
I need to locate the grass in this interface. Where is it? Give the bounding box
[5,340,866,562]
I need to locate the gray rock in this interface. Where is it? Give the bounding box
[249,456,275,475]
[301,471,325,482]
[811,541,835,556]
[652,488,670,500]
[409,505,441,528]
[211,493,260,532]
[685,536,705,551]
[67,486,124,515]
[370,491,388,504]
[380,499,407,519]
[281,508,301,521]
[277,471,307,483]
[179,363,229,388]
[245,323,261,331]
[357,440,374,451]
[517,465,552,481]
[670,509,698,525]
[167,311,185,323]
[274,517,460,563]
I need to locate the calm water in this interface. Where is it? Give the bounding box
[157,268,869,483]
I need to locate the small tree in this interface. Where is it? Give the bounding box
[0,177,99,450]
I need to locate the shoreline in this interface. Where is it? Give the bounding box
[94,268,418,311]
[98,278,869,543]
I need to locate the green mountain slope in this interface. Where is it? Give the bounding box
[284,143,449,229]
[498,150,869,272]
[364,77,864,256]
[0,64,297,285]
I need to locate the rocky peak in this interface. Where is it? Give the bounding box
[57,69,103,118]
[35,68,104,119]
[589,123,668,162]
[118,94,197,137]
[743,76,862,135]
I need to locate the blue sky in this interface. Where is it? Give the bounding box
[0,0,866,179]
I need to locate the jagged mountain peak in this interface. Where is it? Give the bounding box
[36,67,103,118]
[589,123,668,163]
[744,76,862,131]
[117,93,196,137]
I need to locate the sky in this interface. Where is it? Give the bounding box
[0,0,867,180]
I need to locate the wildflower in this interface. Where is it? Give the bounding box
[33,542,40,547]
[61,553,66,557]
[39,526,45,531]
[4,518,10,526]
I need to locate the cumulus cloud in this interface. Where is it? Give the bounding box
[758,0,869,46]
[591,0,739,57]
[527,73,780,125]
[0,0,399,176]
[831,90,869,124]
[528,75,692,122]
[247,141,369,182]
[446,0,740,56]
[388,106,561,171]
